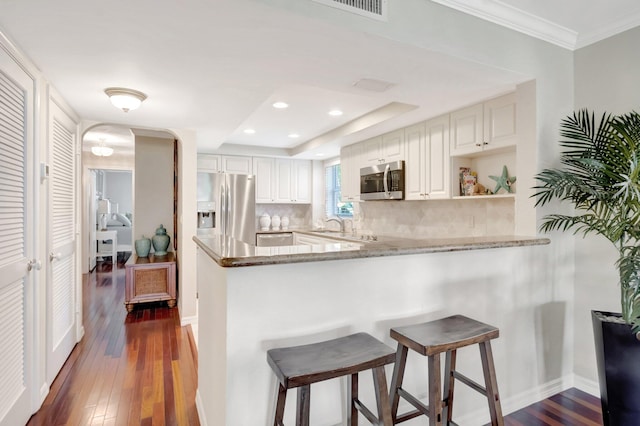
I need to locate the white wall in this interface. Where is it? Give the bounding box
[134,136,175,252]
[103,171,132,216]
[572,26,640,383]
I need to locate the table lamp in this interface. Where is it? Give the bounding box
[97,199,111,231]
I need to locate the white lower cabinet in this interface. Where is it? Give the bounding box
[405,115,450,200]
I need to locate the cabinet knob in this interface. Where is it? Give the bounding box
[483,142,489,145]
[475,143,482,147]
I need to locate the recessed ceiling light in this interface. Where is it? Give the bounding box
[328,109,343,116]
[244,128,256,134]
[288,133,300,138]
[272,102,289,109]
[315,153,325,157]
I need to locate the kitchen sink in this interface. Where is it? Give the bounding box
[308,230,380,243]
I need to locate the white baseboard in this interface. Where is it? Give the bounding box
[195,390,207,426]
[573,374,600,397]
[453,375,572,425]
[181,315,197,327]
[38,382,49,406]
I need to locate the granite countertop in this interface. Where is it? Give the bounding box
[193,231,550,268]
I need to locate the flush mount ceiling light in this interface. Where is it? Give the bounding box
[328,109,343,116]
[91,139,114,157]
[244,128,256,134]
[272,101,289,109]
[288,133,300,138]
[104,87,147,112]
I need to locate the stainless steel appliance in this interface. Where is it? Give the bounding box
[360,160,405,200]
[197,201,215,229]
[200,173,256,244]
[256,232,294,247]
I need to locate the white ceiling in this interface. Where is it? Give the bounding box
[1,0,638,159]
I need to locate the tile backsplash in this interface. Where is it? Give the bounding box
[256,204,312,230]
[356,197,514,239]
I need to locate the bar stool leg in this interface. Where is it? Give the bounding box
[372,366,393,426]
[428,354,442,426]
[479,341,504,426]
[348,372,359,426]
[389,344,408,422]
[273,382,287,426]
[441,349,457,425]
[296,384,311,426]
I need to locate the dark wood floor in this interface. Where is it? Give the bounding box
[26,256,602,426]
[27,258,199,426]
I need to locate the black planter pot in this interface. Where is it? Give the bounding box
[592,310,640,426]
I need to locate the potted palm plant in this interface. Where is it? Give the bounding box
[534,109,640,425]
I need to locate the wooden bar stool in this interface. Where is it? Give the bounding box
[267,332,396,426]
[388,315,503,426]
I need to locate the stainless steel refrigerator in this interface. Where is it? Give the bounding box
[199,172,256,244]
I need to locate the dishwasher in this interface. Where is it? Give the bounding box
[256,232,294,247]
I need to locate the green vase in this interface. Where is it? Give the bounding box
[152,224,170,256]
[135,235,151,257]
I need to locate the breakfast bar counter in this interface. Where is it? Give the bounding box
[194,233,555,425]
[193,233,549,267]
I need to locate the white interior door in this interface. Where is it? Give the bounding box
[46,98,78,384]
[0,46,36,426]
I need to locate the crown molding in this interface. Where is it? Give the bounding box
[431,0,578,50]
[576,12,640,49]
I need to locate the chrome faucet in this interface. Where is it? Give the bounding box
[325,216,345,233]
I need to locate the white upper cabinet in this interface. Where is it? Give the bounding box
[222,155,253,174]
[340,144,362,202]
[483,93,517,150]
[274,159,311,204]
[404,115,450,200]
[253,157,276,203]
[197,154,222,172]
[292,160,311,203]
[256,158,311,204]
[361,129,405,165]
[197,154,253,174]
[450,93,516,156]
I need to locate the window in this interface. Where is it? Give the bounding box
[325,163,353,217]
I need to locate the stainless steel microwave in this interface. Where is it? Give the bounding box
[360,160,405,201]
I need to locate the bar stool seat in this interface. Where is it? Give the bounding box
[389,315,503,425]
[267,332,396,426]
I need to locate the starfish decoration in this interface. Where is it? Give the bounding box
[489,165,516,193]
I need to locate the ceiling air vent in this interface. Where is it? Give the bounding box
[312,0,387,21]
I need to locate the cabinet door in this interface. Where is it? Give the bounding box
[404,122,426,200]
[382,129,404,163]
[450,103,483,156]
[425,115,450,199]
[483,93,516,150]
[222,155,252,174]
[292,160,311,203]
[274,159,293,203]
[361,136,383,164]
[197,154,221,172]
[340,144,362,201]
[253,157,275,203]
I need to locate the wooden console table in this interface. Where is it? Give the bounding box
[125,252,176,312]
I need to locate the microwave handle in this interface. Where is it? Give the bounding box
[383,163,390,196]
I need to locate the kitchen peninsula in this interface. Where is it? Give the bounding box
[194,233,550,425]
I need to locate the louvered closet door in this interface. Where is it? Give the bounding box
[46,99,77,384]
[0,47,36,426]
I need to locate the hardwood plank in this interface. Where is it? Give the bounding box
[27,258,200,426]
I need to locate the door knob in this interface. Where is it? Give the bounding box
[27,259,42,271]
[50,252,62,261]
